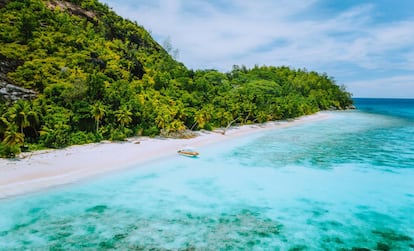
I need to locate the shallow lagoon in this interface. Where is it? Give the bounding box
[1,101,414,250]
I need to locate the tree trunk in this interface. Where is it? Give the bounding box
[190,121,198,131]
[222,118,238,135]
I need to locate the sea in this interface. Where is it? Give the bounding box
[0,98,413,250]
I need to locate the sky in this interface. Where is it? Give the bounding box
[101,0,414,98]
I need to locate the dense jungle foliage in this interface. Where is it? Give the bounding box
[0,0,353,157]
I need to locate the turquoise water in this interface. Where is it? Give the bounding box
[1,99,414,250]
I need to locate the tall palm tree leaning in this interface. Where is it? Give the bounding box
[91,102,106,133]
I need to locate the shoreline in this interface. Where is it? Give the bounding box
[0,111,333,199]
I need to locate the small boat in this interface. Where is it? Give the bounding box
[177,149,199,157]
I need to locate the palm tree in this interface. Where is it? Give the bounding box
[91,102,106,133]
[170,119,185,132]
[2,124,24,147]
[0,117,9,135]
[9,100,31,134]
[191,107,212,130]
[115,106,133,128]
[154,105,173,130]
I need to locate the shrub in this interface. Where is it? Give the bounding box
[109,128,126,141]
[39,125,71,149]
[69,131,96,145]
[142,126,159,137]
[0,143,21,158]
[203,123,213,131]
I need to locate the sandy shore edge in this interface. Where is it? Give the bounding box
[0,111,333,199]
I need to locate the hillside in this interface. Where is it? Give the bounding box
[0,0,353,157]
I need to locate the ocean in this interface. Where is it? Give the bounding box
[0,98,413,250]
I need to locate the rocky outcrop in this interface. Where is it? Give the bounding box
[162,129,199,139]
[47,0,97,24]
[0,55,37,102]
[1,0,96,21]
[0,82,37,102]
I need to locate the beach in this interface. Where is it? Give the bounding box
[0,112,330,199]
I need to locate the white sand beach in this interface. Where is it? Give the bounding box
[0,112,331,199]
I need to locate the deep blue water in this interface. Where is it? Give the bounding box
[354,98,414,120]
[0,99,413,250]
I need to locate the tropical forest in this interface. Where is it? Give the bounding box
[0,0,353,157]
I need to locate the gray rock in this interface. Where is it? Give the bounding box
[0,54,37,102]
[0,81,37,102]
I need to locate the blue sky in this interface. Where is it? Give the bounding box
[101,0,414,98]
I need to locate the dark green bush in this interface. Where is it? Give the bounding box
[0,143,21,158]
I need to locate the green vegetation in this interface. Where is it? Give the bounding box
[0,0,353,157]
